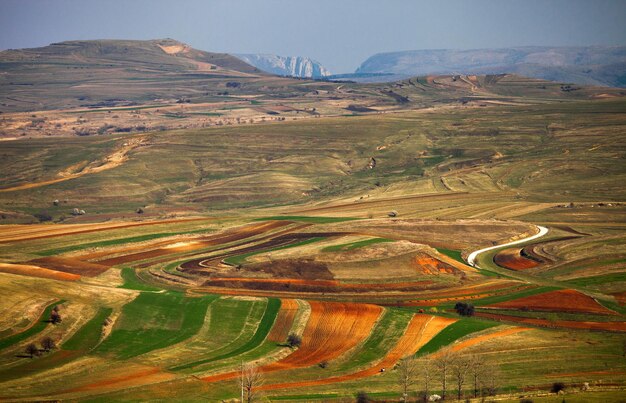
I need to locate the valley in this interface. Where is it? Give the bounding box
[0,39,625,402]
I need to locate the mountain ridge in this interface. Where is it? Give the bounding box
[235,53,330,78]
[355,46,626,87]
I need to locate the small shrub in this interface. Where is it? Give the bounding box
[356,391,370,403]
[34,211,53,222]
[551,382,565,393]
[286,333,302,348]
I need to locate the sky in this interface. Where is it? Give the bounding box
[1,0,625,73]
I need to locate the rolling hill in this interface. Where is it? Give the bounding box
[355,46,626,86]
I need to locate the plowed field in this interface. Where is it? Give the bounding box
[486,289,618,315]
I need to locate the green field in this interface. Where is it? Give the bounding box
[96,292,216,359]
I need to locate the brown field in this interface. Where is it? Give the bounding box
[474,312,626,332]
[27,256,109,277]
[202,277,434,293]
[87,220,295,266]
[486,289,618,315]
[613,292,626,306]
[434,326,530,357]
[63,366,175,394]
[259,314,457,391]
[0,263,80,281]
[494,247,541,270]
[202,301,382,383]
[0,217,210,243]
[267,299,299,343]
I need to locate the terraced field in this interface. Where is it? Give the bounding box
[1,63,625,400]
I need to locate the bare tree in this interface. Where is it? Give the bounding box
[468,354,485,398]
[397,356,418,402]
[480,361,501,398]
[50,310,62,324]
[239,362,263,403]
[435,350,454,400]
[41,336,56,352]
[452,354,471,400]
[25,343,39,358]
[421,356,435,402]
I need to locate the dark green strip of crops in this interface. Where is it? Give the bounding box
[436,248,465,265]
[63,307,113,350]
[170,297,281,371]
[0,300,64,350]
[416,318,497,355]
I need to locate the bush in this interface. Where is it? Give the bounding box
[356,391,370,403]
[551,382,565,393]
[34,211,53,222]
[287,333,302,348]
[454,302,475,316]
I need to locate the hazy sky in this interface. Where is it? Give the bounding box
[1,0,625,73]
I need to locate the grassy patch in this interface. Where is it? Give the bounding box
[436,248,465,265]
[254,216,361,224]
[416,318,498,355]
[0,300,63,350]
[564,272,626,287]
[95,292,216,359]
[118,267,161,291]
[63,307,113,351]
[322,238,393,252]
[170,297,280,371]
[223,237,325,266]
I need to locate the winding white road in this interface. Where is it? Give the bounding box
[467,225,549,268]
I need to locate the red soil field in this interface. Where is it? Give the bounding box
[474,312,626,332]
[486,289,618,315]
[260,314,456,391]
[613,292,626,306]
[494,248,540,270]
[91,220,296,266]
[432,326,529,358]
[202,301,382,383]
[0,263,80,281]
[267,299,299,343]
[414,254,460,275]
[397,284,535,307]
[202,277,433,293]
[27,256,109,277]
[62,366,175,394]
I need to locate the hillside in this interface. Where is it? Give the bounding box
[235,53,331,78]
[0,38,274,112]
[355,46,626,87]
[1,39,626,402]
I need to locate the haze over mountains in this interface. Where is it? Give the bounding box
[235,54,330,78]
[354,46,626,87]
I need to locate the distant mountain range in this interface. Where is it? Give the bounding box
[354,46,626,87]
[235,54,330,78]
